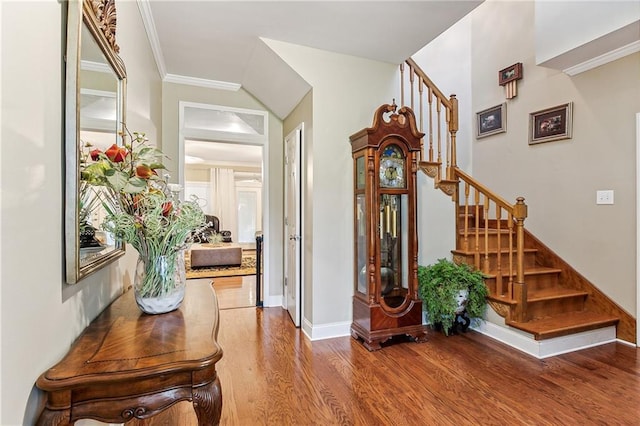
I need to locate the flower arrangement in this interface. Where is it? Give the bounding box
[81,130,206,302]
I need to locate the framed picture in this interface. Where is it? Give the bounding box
[529,102,573,145]
[499,62,523,86]
[476,103,506,139]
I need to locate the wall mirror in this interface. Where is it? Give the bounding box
[65,0,127,283]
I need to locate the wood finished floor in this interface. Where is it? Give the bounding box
[131,292,640,425]
[189,276,257,310]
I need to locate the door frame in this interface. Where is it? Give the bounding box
[636,112,639,346]
[284,123,304,327]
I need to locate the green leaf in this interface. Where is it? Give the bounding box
[149,163,166,170]
[123,177,148,193]
[105,169,129,192]
[136,147,163,165]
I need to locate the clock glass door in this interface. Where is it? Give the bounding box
[379,193,409,308]
[355,194,367,295]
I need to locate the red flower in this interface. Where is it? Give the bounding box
[105,144,128,163]
[135,165,153,179]
[90,149,102,161]
[162,202,173,217]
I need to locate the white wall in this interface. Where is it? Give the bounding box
[411,14,474,267]
[266,39,398,333]
[0,1,160,423]
[535,0,640,67]
[470,1,639,316]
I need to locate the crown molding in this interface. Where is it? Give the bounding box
[81,59,112,74]
[164,74,241,91]
[136,0,240,91]
[564,40,640,76]
[137,0,166,78]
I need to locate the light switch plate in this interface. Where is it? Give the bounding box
[596,190,614,205]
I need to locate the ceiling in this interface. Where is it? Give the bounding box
[139,0,482,166]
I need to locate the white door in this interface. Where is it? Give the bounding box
[284,125,302,326]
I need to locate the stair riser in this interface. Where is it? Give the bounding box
[484,272,560,293]
[457,214,510,229]
[455,251,536,271]
[484,278,511,297]
[457,233,513,251]
[526,297,587,321]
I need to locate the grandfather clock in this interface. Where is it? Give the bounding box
[350,103,427,351]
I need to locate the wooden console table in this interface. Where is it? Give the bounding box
[36,281,223,425]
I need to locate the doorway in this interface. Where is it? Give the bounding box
[183,141,263,247]
[179,102,268,310]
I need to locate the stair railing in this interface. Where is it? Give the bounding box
[454,169,529,321]
[400,58,459,180]
[401,58,529,322]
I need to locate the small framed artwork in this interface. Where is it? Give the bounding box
[529,102,573,145]
[476,103,506,139]
[498,62,523,86]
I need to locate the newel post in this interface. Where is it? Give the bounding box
[512,197,528,322]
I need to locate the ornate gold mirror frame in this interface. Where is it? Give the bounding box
[65,0,127,283]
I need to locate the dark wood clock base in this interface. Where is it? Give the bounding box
[351,322,428,351]
[350,297,428,351]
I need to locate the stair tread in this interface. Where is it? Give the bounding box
[487,294,517,305]
[527,287,588,301]
[459,228,512,234]
[452,248,537,255]
[507,311,619,340]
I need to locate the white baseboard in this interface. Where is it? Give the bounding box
[616,338,637,348]
[296,314,622,357]
[302,318,351,341]
[473,321,617,359]
[261,295,283,308]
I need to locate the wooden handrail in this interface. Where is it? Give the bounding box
[405,58,452,109]
[454,168,513,213]
[402,58,457,166]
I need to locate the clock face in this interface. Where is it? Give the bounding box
[379,145,405,188]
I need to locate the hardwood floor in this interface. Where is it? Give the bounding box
[189,276,257,310]
[130,303,639,425]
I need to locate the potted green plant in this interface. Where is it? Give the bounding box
[418,258,488,335]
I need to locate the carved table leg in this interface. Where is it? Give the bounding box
[193,375,222,426]
[36,408,73,426]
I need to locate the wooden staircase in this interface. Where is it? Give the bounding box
[451,207,619,341]
[399,57,636,346]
